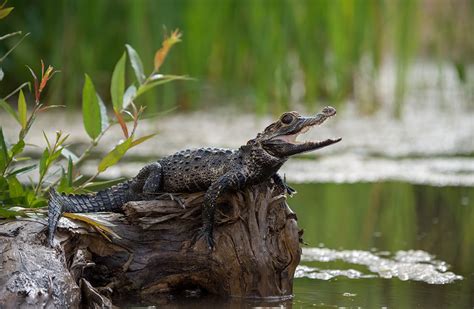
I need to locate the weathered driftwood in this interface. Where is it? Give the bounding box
[0,181,301,307]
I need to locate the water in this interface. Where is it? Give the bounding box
[290,182,474,308]
[117,182,473,308]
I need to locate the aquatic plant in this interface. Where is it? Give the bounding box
[0,6,186,217]
[2,0,472,114]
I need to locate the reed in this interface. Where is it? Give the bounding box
[2,0,472,115]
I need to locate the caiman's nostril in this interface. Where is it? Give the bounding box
[322,106,336,116]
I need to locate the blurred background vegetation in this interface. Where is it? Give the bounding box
[1,0,473,115]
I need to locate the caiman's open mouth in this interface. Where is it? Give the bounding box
[262,106,341,157]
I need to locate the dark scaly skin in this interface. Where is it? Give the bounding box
[48,107,341,248]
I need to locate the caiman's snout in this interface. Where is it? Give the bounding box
[303,106,337,127]
[322,106,336,116]
[263,106,341,157]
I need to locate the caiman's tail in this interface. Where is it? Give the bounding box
[47,181,133,246]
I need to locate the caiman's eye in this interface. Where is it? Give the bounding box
[280,113,294,124]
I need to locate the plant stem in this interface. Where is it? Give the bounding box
[2,82,30,101]
[74,123,113,168]
[0,33,30,62]
[0,31,22,41]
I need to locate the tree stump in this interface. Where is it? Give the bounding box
[0,181,301,307]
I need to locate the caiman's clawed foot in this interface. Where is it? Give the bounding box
[169,194,186,209]
[272,174,297,196]
[159,193,186,208]
[282,175,297,196]
[284,184,297,196]
[142,192,186,208]
[197,227,215,251]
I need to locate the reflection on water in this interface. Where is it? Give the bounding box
[297,248,462,284]
[291,181,474,308]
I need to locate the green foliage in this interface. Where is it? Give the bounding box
[126,44,146,85]
[0,99,19,122]
[17,89,27,128]
[2,1,472,114]
[0,11,185,217]
[111,52,126,112]
[0,1,13,20]
[82,74,106,140]
[98,138,133,173]
[97,133,156,173]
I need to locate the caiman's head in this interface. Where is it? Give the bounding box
[250,106,341,158]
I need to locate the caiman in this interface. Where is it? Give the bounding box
[48,106,341,248]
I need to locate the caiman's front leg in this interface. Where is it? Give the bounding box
[132,162,185,207]
[130,162,163,197]
[201,171,246,249]
[272,173,296,196]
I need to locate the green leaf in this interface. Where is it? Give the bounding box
[0,67,3,81]
[83,177,126,191]
[25,190,35,205]
[17,89,27,129]
[0,99,19,123]
[95,134,154,174]
[61,147,79,163]
[130,133,157,148]
[57,166,66,188]
[12,156,30,162]
[82,74,102,140]
[8,163,36,177]
[7,176,23,198]
[123,85,136,109]
[126,44,146,84]
[111,52,126,112]
[29,196,47,208]
[10,139,24,157]
[98,138,132,172]
[0,127,9,172]
[50,148,63,162]
[0,7,13,19]
[135,75,191,98]
[97,94,109,131]
[42,131,51,150]
[39,148,49,175]
[57,163,73,194]
[67,156,73,187]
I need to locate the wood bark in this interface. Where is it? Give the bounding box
[0,181,301,307]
